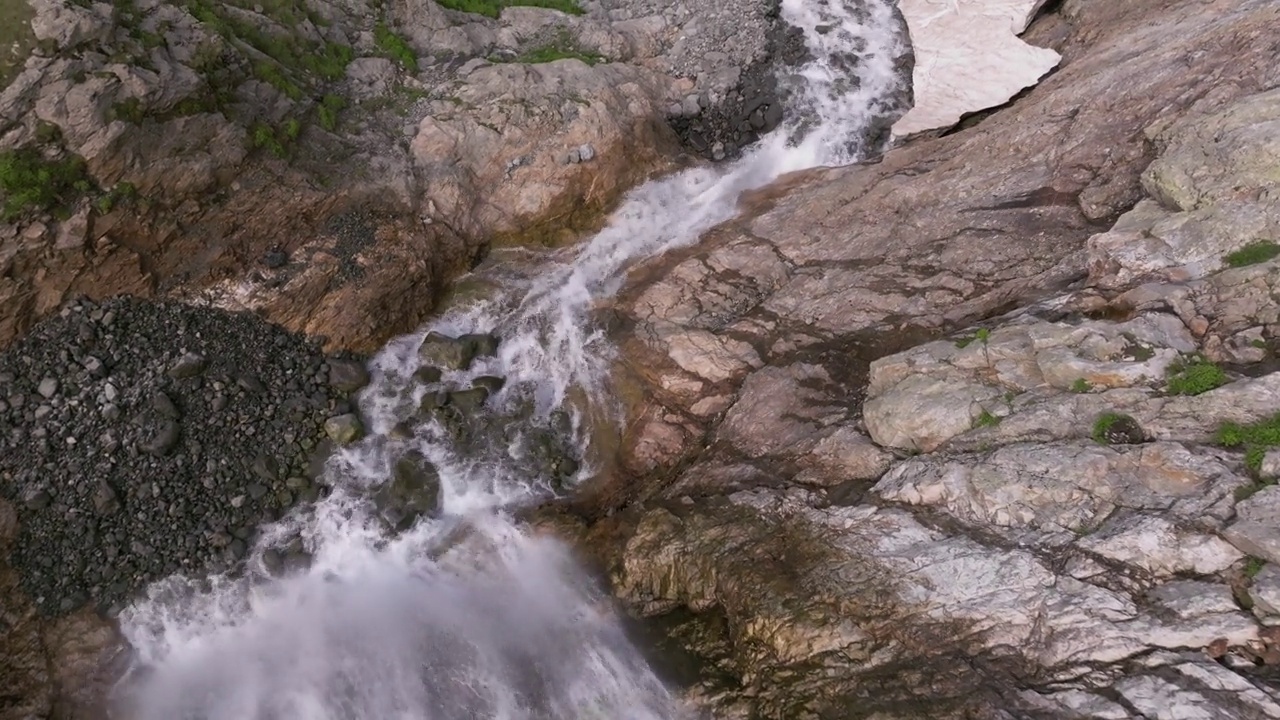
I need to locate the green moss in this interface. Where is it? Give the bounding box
[317,93,346,131]
[973,409,1001,429]
[1092,412,1138,445]
[253,60,303,100]
[1216,412,1280,476]
[955,328,990,349]
[1071,378,1091,394]
[250,123,286,158]
[1165,356,1227,396]
[93,181,138,214]
[436,0,585,18]
[0,149,94,221]
[1245,557,1266,579]
[374,23,417,72]
[1224,240,1280,268]
[34,121,62,144]
[301,42,353,81]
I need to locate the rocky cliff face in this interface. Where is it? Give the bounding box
[599,0,1280,716]
[0,0,809,354]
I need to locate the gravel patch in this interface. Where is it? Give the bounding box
[0,297,366,615]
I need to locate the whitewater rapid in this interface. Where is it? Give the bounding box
[113,1,908,717]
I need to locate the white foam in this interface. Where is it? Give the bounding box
[115,2,908,716]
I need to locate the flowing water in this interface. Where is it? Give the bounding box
[112,1,908,717]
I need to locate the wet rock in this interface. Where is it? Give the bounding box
[413,365,443,384]
[418,332,477,371]
[471,375,506,394]
[448,387,490,413]
[327,358,370,393]
[418,390,448,414]
[374,450,441,531]
[323,414,364,444]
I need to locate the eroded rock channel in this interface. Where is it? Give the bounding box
[2,0,1280,719]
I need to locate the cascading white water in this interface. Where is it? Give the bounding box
[113,2,908,717]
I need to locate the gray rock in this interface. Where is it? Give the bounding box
[323,414,364,444]
[1225,486,1280,564]
[251,453,280,482]
[92,481,119,515]
[327,358,370,393]
[1249,563,1280,616]
[142,420,180,456]
[167,352,207,379]
[152,391,181,420]
[37,377,58,398]
[577,143,595,162]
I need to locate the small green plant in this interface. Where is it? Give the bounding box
[955,327,990,349]
[317,94,346,131]
[1244,556,1266,579]
[1224,240,1280,268]
[973,409,1001,429]
[251,123,286,158]
[302,41,353,81]
[374,23,418,72]
[435,0,584,18]
[0,149,94,221]
[1092,412,1140,445]
[282,118,302,141]
[1165,355,1228,396]
[1215,411,1280,475]
[1071,378,1092,394]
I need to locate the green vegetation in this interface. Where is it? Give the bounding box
[1071,378,1092,394]
[1164,355,1228,396]
[973,409,1001,429]
[0,149,93,221]
[1224,240,1280,268]
[1092,412,1138,445]
[317,94,346,131]
[253,60,303,100]
[1215,411,1280,475]
[510,42,603,65]
[250,118,306,158]
[0,0,36,89]
[94,181,138,214]
[955,327,990,349]
[374,23,417,72]
[436,0,584,18]
[110,97,148,124]
[1245,556,1266,579]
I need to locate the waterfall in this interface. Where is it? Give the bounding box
[112,2,909,717]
